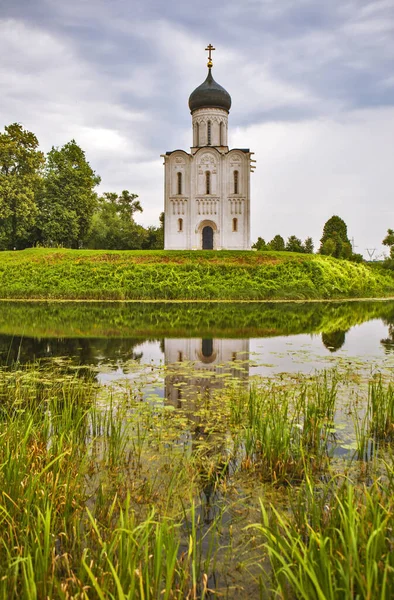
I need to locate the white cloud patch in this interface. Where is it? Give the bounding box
[232,106,394,256]
[0,18,150,162]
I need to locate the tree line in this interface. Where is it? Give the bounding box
[0,123,163,250]
[253,215,363,262]
[2,122,387,262]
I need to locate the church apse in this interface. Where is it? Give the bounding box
[163,44,253,250]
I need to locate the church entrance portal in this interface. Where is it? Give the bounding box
[202,226,214,250]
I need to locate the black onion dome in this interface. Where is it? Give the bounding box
[188,68,231,113]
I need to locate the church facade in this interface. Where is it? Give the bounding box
[163,46,254,250]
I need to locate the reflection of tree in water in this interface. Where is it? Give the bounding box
[381,322,394,353]
[0,336,146,370]
[322,330,347,352]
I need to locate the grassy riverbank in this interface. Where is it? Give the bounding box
[0,248,393,300]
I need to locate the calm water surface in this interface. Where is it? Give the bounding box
[1,301,394,381]
[2,300,394,597]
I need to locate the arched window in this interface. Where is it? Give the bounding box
[196,122,199,146]
[178,218,183,232]
[234,170,239,194]
[220,122,224,146]
[233,217,238,232]
[205,171,211,195]
[177,172,182,195]
[207,121,211,145]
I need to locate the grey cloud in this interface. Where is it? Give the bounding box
[0,0,393,252]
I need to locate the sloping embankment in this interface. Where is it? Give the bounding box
[0,248,393,301]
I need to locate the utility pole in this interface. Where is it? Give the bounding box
[366,248,376,261]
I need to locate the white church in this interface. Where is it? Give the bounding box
[163,45,254,250]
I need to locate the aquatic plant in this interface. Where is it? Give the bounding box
[0,357,393,598]
[231,372,337,483]
[0,366,223,599]
[255,477,394,599]
[368,376,394,441]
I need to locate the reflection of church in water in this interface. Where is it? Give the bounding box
[164,338,249,408]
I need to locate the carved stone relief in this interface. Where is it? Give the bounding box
[170,198,187,215]
[198,153,217,175]
[228,198,245,215]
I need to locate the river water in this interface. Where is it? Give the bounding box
[1,299,393,380]
[2,299,394,597]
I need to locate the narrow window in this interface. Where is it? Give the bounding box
[207,120,211,145]
[220,122,224,146]
[196,122,199,146]
[178,218,183,232]
[233,217,238,232]
[234,170,239,194]
[177,171,182,195]
[202,338,213,358]
[205,171,211,195]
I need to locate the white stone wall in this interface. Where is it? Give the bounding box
[191,107,228,148]
[163,100,252,250]
[163,150,191,249]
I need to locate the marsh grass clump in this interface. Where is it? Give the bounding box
[368,376,394,441]
[351,377,394,460]
[255,476,394,599]
[232,372,338,483]
[0,365,225,599]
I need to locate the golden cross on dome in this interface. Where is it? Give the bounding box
[205,43,215,68]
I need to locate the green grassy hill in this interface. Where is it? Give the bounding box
[0,248,393,301]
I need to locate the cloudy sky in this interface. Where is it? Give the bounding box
[1,0,393,256]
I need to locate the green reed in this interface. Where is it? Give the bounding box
[351,377,394,460]
[1,361,394,598]
[254,475,394,599]
[368,377,394,441]
[0,365,226,599]
[231,372,337,483]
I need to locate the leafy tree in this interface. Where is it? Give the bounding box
[383,229,394,259]
[303,237,314,254]
[39,140,100,247]
[285,235,304,253]
[320,238,336,256]
[349,252,363,263]
[269,234,285,251]
[319,215,352,259]
[252,236,268,251]
[0,123,44,249]
[321,215,348,241]
[142,212,164,249]
[87,191,147,250]
[342,241,352,259]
